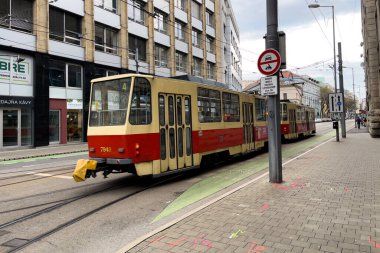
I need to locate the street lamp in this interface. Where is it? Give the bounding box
[308,4,337,93]
[309,3,339,141]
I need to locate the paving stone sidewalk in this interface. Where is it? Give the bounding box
[0,143,88,161]
[126,132,380,253]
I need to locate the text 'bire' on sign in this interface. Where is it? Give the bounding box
[261,76,278,96]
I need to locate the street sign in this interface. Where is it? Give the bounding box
[329,93,344,113]
[260,76,278,96]
[257,49,281,76]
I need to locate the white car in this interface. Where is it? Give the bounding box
[315,118,322,123]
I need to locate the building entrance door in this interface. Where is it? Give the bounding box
[1,109,21,147]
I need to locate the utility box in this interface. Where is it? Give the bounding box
[333,121,338,129]
[279,31,286,69]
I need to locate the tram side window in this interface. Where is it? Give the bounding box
[197,87,221,122]
[296,108,301,121]
[222,92,240,122]
[255,99,267,121]
[281,103,288,121]
[129,78,152,125]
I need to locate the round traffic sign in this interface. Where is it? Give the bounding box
[257,49,281,76]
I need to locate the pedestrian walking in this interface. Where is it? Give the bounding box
[356,116,361,129]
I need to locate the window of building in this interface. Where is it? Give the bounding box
[207,62,215,80]
[176,51,187,72]
[128,0,145,24]
[48,60,82,88]
[0,0,33,33]
[175,0,187,11]
[49,7,82,45]
[206,36,214,53]
[197,88,221,123]
[68,64,82,88]
[94,68,119,78]
[193,57,202,77]
[95,0,117,13]
[192,28,201,47]
[155,44,168,67]
[95,23,118,54]
[175,20,186,41]
[191,1,201,20]
[255,99,267,121]
[129,78,151,125]
[128,34,147,62]
[206,10,214,27]
[222,92,240,122]
[154,9,168,34]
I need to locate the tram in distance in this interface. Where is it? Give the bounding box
[74,73,315,180]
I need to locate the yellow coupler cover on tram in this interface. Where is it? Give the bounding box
[73,159,97,182]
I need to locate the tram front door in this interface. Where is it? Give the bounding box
[159,94,193,172]
[243,103,255,151]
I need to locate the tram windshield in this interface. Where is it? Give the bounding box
[89,77,131,126]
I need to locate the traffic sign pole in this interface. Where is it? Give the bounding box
[266,0,282,184]
[338,42,346,138]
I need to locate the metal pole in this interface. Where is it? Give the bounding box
[135,48,139,74]
[352,68,356,113]
[338,42,346,138]
[332,6,339,142]
[266,0,282,183]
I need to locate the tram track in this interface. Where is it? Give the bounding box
[4,173,182,253]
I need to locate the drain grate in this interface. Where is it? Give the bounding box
[2,238,29,247]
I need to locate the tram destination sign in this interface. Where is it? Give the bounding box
[0,96,34,108]
[260,76,278,96]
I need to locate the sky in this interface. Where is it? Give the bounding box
[230,0,364,101]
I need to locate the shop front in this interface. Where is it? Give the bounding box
[0,96,33,148]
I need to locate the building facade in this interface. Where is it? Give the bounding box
[0,0,242,149]
[361,0,380,137]
[242,72,322,120]
[281,71,322,120]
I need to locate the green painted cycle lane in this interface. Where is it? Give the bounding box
[0,152,88,165]
[153,128,341,222]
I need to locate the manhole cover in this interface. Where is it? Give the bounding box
[2,238,29,247]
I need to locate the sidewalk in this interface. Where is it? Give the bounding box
[121,129,380,253]
[0,143,88,161]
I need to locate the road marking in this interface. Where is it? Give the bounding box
[22,161,76,168]
[26,172,72,180]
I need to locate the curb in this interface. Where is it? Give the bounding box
[0,150,88,162]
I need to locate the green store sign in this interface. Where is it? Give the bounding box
[0,57,31,84]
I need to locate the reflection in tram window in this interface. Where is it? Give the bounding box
[178,128,183,157]
[159,95,165,126]
[129,78,152,125]
[169,128,175,159]
[160,128,166,160]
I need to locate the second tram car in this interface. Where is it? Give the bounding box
[76,74,315,179]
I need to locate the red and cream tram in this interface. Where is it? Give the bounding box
[73,74,315,180]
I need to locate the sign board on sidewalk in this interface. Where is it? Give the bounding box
[260,76,278,96]
[257,49,281,76]
[329,93,344,113]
